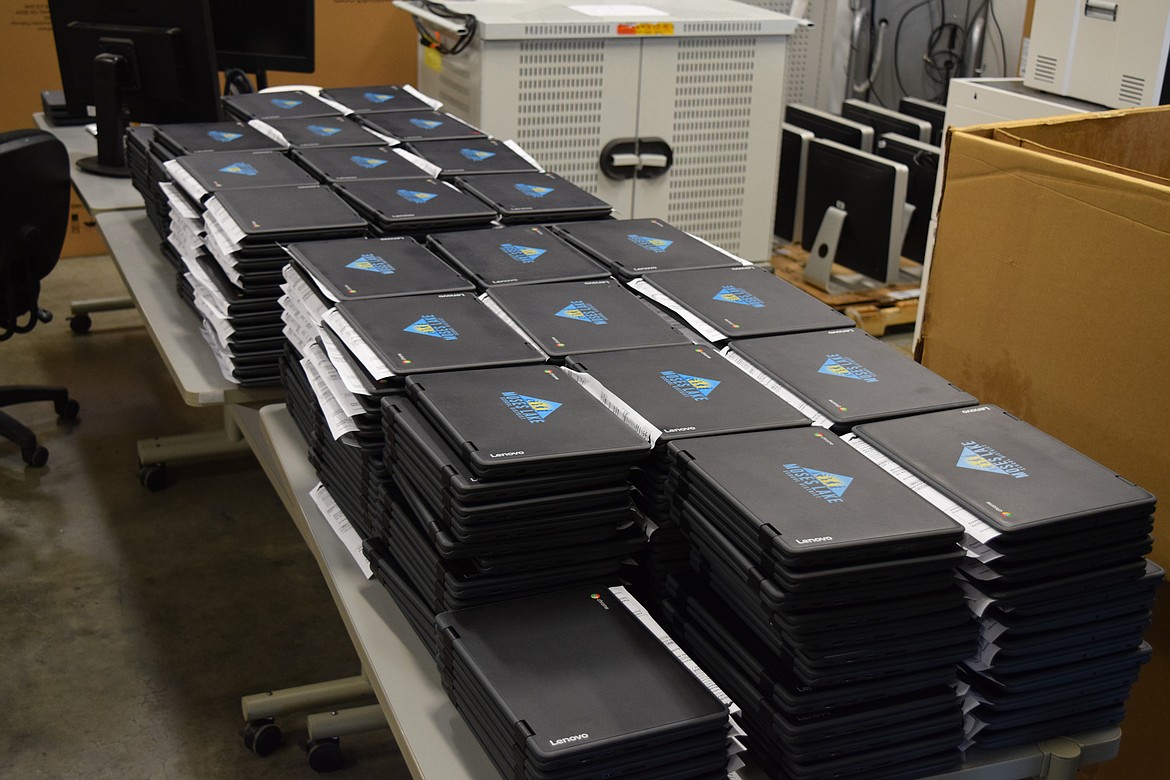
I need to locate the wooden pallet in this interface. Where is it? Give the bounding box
[770,244,922,337]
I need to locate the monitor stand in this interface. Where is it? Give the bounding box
[803,203,917,293]
[76,52,132,178]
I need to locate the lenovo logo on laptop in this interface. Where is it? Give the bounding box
[548,733,589,747]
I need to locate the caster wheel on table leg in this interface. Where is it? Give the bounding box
[139,463,167,491]
[69,313,92,334]
[306,737,343,773]
[23,445,48,467]
[240,718,282,757]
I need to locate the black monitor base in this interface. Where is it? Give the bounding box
[76,154,131,178]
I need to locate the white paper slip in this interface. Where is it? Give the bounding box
[842,434,1003,544]
[403,84,443,110]
[956,577,996,618]
[247,119,292,148]
[318,327,373,396]
[608,585,741,718]
[164,159,211,202]
[305,341,366,418]
[502,140,545,172]
[282,265,331,323]
[627,278,725,343]
[315,95,356,116]
[201,321,241,384]
[719,347,833,428]
[203,197,251,246]
[322,309,394,380]
[301,356,360,440]
[886,288,921,301]
[688,232,754,266]
[309,483,373,579]
[280,301,319,353]
[395,146,442,178]
[561,367,661,446]
[478,293,543,346]
[363,128,399,146]
[160,181,204,221]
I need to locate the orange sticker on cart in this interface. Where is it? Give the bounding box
[616,22,674,35]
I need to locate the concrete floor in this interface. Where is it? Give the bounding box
[0,255,412,779]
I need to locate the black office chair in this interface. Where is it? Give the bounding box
[1,129,80,467]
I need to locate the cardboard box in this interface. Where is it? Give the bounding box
[920,106,1170,778]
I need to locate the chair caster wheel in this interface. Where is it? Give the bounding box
[240,718,281,757]
[69,313,92,334]
[139,463,167,491]
[56,398,80,420]
[306,737,343,773]
[23,445,48,467]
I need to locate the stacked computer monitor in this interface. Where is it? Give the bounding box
[777,100,944,289]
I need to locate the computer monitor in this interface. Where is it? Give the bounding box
[784,104,875,153]
[841,99,932,145]
[209,0,315,90]
[875,133,941,264]
[773,123,814,243]
[801,138,908,290]
[898,97,947,146]
[48,0,221,177]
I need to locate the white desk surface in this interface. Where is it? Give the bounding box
[95,210,282,408]
[241,406,1122,780]
[242,404,496,780]
[34,112,146,214]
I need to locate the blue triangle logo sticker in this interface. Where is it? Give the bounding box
[956,447,1011,475]
[627,234,673,253]
[364,92,394,103]
[404,315,459,341]
[346,254,395,275]
[460,148,496,162]
[805,468,853,498]
[818,356,878,383]
[661,371,721,400]
[219,162,259,176]
[515,183,554,198]
[409,118,443,130]
[271,98,303,109]
[555,301,608,325]
[501,392,561,423]
[308,125,343,137]
[397,189,438,204]
[499,244,546,264]
[713,286,765,308]
[208,131,243,143]
[351,155,388,169]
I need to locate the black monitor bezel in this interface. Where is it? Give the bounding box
[209,0,315,76]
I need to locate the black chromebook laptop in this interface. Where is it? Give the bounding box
[638,265,853,340]
[358,110,486,143]
[454,171,612,224]
[486,278,692,357]
[405,364,651,478]
[852,405,1157,538]
[427,225,609,288]
[333,178,497,233]
[332,292,544,379]
[286,236,473,300]
[291,145,432,183]
[553,218,744,279]
[405,138,541,178]
[729,328,978,432]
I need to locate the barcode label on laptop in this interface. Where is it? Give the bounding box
[843,434,1001,545]
[720,347,833,428]
[561,367,662,446]
[608,586,740,717]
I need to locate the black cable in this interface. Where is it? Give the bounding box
[409,1,478,56]
[223,68,254,95]
[894,0,942,99]
[989,0,1008,76]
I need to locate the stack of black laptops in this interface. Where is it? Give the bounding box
[318,84,440,115]
[279,235,479,534]
[661,426,977,777]
[291,144,434,184]
[453,172,613,224]
[483,278,695,360]
[630,265,853,343]
[332,178,498,237]
[552,218,748,281]
[124,126,175,238]
[561,343,813,604]
[727,327,978,431]
[198,185,367,384]
[376,364,651,621]
[849,405,1162,749]
[431,586,735,780]
[426,225,610,290]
